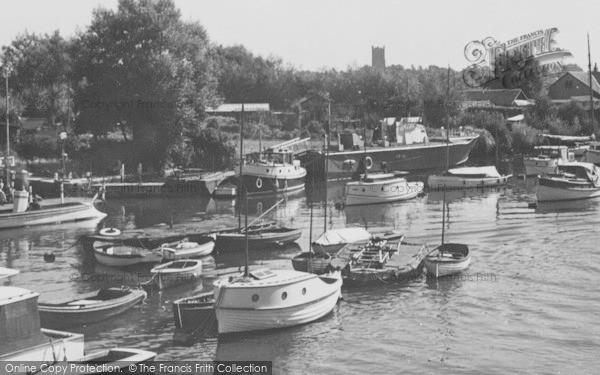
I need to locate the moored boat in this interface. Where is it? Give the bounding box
[213,268,342,334]
[311,227,372,254]
[291,251,333,274]
[161,238,215,260]
[0,198,106,230]
[215,225,302,251]
[0,267,19,280]
[172,291,217,343]
[38,288,146,329]
[524,146,573,176]
[93,242,163,267]
[145,259,202,290]
[427,166,511,190]
[536,162,600,202]
[582,141,600,165]
[424,243,471,277]
[213,182,238,198]
[344,172,424,206]
[75,348,157,371]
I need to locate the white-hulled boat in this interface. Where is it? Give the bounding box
[0,267,19,280]
[161,238,215,260]
[536,162,600,202]
[344,172,424,206]
[311,227,372,254]
[146,259,202,290]
[427,166,511,189]
[424,243,471,277]
[213,269,342,334]
[0,198,106,230]
[523,146,573,176]
[93,242,163,267]
[582,141,600,165]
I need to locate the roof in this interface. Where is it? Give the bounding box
[0,287,38,307]
[464,89,530,107]
[448,166,501,178]
[206,103,270,113]
[507,114,525,122]
[313,227,371,246]
[552,71,600,96]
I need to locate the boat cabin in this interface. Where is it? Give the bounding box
[446,166,501,178]
[247,148,295,166]
[532,146,572,161]
[557,163,600,183]
[588,141,600,152]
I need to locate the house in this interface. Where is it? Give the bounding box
[382,117,428,145]
[464,89,533,108]
[547,71,600,105]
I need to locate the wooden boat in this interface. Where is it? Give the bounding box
[427,166,511,189]
[524,146,573,176]
[215,225,302,251]
[172,291,217,343]
[213,269,342,334]
[291,251,333,274]
[145,260,202,290]
[77,348,157,369]
[344,172,423,206]
[38,288,146,329]
[93,242,163,267]
[160,238,215,260]
[424,243,471,277]
[536,162,600,201]
[0,267,19,280]
[0,199,106,230]
[0,287,85,361]
[311,227,372,254]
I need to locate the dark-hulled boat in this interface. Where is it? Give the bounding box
[298,125,478,180]
[172,291,217,343]
[38,288,146,329]
[215,225,302,251]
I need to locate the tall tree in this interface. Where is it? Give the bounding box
[71,0,218,168]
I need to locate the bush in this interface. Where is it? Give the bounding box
[510,122,539,154]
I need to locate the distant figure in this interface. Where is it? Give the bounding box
[0,182,6,205]
[28,194,43,210]
[381,162,388,174]
[14,170,29,192]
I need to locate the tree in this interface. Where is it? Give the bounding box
[71,0,219,169]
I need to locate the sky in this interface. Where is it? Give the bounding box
[1,0,599,71]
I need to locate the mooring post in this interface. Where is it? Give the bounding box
[60,182,64,204]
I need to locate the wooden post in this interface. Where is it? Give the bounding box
[120,163,125,182]
[60,182,64,204]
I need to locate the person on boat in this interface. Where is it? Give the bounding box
[381,162,388,174]
[13,170,29,192]
[0,181,6,205]
[28,194,43,210]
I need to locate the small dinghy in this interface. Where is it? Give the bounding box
[291,251,333,274]
[145,260,202,290]
[424,243,471,277]
[161,238,215,260]
[172,291,217,343]
[536,162,600,201]
[38,288,146,328]
[93,242,163,267]
[311,227,372,254]
[77,348,156,369]
[0,267,19,280]
[427,166,511,190]
[215,225,302,251]
[344,172,424,206]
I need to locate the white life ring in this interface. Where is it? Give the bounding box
[365,156,373,170]
[99,227,121,237]
[256,177,263,189]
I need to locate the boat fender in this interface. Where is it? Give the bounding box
[99,227,121,237]
[256,177,263,189]
[365,156,373,170]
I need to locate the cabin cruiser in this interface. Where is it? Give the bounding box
[427,166,511,189]
[218,138,308,196]
[523,146,574,176]
[344,172,424,206]
[536,162,600,202]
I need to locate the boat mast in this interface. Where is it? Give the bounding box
[441,187,446,244]
[588,33,596,133]
[445,125,450,173]
[324,100,331,232]
[240,103,249,278]
[363,121,368,179]
[238,104,245,231]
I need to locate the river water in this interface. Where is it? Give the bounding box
[1,167,599,374]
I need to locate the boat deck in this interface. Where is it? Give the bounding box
[331,239,427,271]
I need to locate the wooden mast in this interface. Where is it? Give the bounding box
[588,33,596,133]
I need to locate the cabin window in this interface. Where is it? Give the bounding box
[281,292,288,300]
[362,188,366,192]
[565,80,573,89]
[252,294,259,302]
[302,288,306,295]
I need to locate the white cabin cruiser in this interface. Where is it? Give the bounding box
[536,162,600,202]
[427,166,511,189]
[524,146,574,176]
[344,172,423,206]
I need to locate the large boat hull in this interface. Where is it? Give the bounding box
[345,181,423,206]
[427,175,510,189]
[299,137,477,180]
[536,183,600,202]
[240,174,305,196]
[0,201,106,230]
[215,227,302,251]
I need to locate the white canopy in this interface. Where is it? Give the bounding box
[447,166,501,178]
[313,227,371,246]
